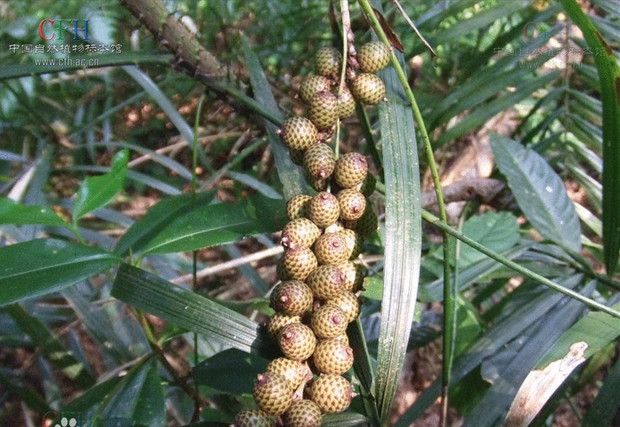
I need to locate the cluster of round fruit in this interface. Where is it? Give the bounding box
[234,41,391,426]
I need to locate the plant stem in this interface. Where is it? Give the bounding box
[191,94,206,366]
[422,209,620,319]
[357,1,454,423]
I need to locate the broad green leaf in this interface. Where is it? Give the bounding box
[375,29,422,422]
[361,276,384,301]
[491,135,581,252]
[96,357,165,426]
[465,284,592,427]
[0,198,68,227]
[193,348,268,394]
[241,36,307,200]
[64,376,123,413]
[140,195,286,254]
[111,263,274,357]
[0,52,173,81]
[72,149,128,223]
[113,191,215,256]
[536,301,620,368]
[582,358,620,427]
[0,239,120,306]
[5,304,95,388]
[560,0,620,274]
[454,298,482,356]
[397,276,582,426]
[459,212,520,267]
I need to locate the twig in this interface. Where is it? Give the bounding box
[421,178,508,208]
[172,246,283,284]
[392,0,436,57]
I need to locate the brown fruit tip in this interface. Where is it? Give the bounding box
[331,313,344,325]
[276,129,282,135]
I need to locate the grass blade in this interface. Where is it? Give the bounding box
[241,36,307,200]
[560,0,620,274]
[111,263,274,357]
[373,30,423,425]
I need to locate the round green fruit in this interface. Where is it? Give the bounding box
[358,41,391,73]
[351,73,386,105]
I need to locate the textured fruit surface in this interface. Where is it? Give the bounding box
[311,374,352,413]
[336,189,366,221]
[234,409,275,427]
[337,230,364,260]
[315,46,341,77]
[253,371,294,415]
[333,152,368,188]
[343,205,378,236]
[300,74,331,104]
[308,91,338,130]
[282,247,318,281]
[336,261,365,291]
[276,257,292,281]
[310,177,328,192]
[309,192,340,227]
[283,399,322,427]
[303,143,335,180]
[270,281,313,316]
[336,86,356,118]
[280,218,320,249]
[281,117,318,150]
[311,304,347,339]
[351,73,386,105]
[327,291,360,323]
[267,358,306,389]
[358,41,391,73]
[267,313,301,339]
[286,195,312,220]
[307,265,346,299]
[313,233,350,265]
[313,338,354,375]
[278,323,316,361]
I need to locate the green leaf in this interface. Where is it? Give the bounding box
[559,0,620,274]
[73,149,128,223]
[491,135,581,252]
[241,36,307,200]
[0,198,68,227]
[465,283,591,426]
[459,212,520,267]
[0,239,120,306]
[111,263,273,357]
[5,304,95,389]
[361,276,384,301]
[96,357,165,426]
[322,412,369,426]
[374,40,422,421]
[113,191,215,256]
[397,276,582,426]
[139,195,286,254]
[64,376,123,413]
[193,348,268,394]
[535,301,620,368]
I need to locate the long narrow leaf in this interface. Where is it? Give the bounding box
[374,40,422,422]
[241,36,307,200]
[73,149,128,223]
[111,263,273,357]
[0,239,120,306]
[560,0,620,274]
